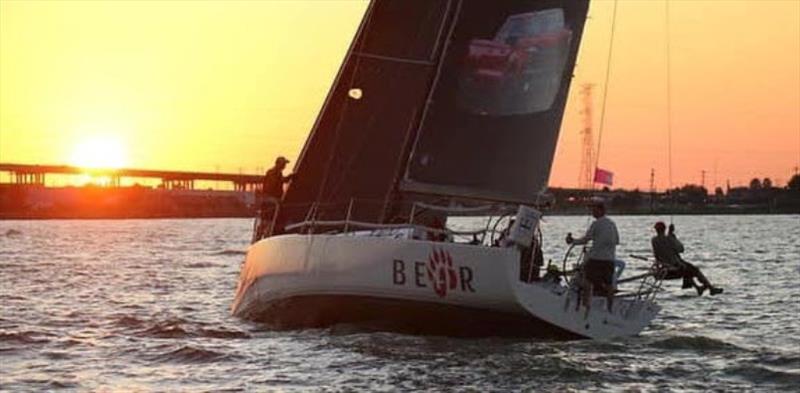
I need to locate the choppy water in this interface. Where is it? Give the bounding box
[1,215,798,391]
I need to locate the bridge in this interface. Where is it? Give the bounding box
[0,163,264,191]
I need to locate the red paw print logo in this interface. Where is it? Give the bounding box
[427,248,458,298]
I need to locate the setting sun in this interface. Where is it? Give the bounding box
[69,136,128,169]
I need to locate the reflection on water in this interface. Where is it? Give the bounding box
[1,216,798,391]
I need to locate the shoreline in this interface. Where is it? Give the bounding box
[2,210,797,220]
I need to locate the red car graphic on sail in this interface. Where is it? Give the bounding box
[458,9,572,116]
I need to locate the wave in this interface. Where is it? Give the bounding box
[651,335,742,352]
[3,229,22,237]
[0,330,52,345]
[113,315,146,329]
[136,319,248,339]
[138,319,192,339]
[46,380,79,389]
[211,249,247,256]
[153,345,235,363]
[758,352,800,368]
[186,262,217,268]
[726,364,800,386]
[197,328,250,339]
[0,294,28,301]
[43,350,71,360]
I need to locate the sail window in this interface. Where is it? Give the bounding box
[361,0,450,62]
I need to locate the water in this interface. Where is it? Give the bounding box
[1,216,798,391]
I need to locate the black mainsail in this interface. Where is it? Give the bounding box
[275,0,589,233]
[403,1,588,203]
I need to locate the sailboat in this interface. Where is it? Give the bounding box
[232,0,661,340]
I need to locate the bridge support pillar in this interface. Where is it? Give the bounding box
[11,172,45,185]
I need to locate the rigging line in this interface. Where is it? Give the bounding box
[378,1,458,223]
[400,0,463,187]
[329,8,451,203]
[593,0,619,182]
[310,2,376,211]
[379,107,419,223]
[665,0,674,223]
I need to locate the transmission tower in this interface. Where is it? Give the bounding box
[577,84,595,190]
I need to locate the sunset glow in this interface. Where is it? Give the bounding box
[1,0,798,189]
[69,136,128,169]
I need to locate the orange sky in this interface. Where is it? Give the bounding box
[1,0,798,190]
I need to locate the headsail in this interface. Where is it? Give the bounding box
[275,0,589,233]
[277,0,455,229]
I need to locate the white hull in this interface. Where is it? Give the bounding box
[232,234,660,340]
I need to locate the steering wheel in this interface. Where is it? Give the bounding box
[561,243,585,286]
[489,214,510,246]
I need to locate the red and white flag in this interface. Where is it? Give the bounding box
[593,168,614,186]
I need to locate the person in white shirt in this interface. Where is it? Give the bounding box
[566,198,619,313]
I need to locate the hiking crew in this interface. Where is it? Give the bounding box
[651,221,723,296]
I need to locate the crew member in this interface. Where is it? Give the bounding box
[262,156,294,202]
[255,156,295,238]
[651,222,723,296]
[566,198,619,313]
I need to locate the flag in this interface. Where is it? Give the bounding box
[594,168,614,186]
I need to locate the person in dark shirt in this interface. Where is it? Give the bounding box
[254,156,296,239]
[262,156,295,201]
[651,221,722,296]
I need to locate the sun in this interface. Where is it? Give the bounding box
[69,136,128,169]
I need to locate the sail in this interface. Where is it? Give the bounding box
[402,1,589,203]
[277,0,455,228]
[276,0,589,232]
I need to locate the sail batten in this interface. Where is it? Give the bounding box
[352,51,437,66]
